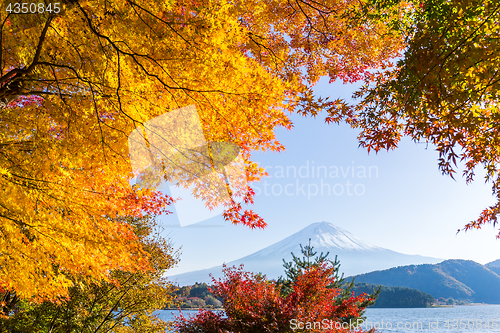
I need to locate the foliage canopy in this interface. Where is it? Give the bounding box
[0,216,179,333]
[339,0,500,237]
[0,0,405,300]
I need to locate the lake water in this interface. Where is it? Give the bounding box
[363,305,500,332]
[158,304,500,332]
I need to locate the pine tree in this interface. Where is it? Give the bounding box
[276,239,380,326]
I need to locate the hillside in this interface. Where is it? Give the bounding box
[351,259,500,304]
[487,266,500,276]
[351,283,435,308]
[486,259,500,276]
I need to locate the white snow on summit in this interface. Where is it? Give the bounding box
[291,222,381,251]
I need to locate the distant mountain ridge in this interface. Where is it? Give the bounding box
[486,259,500,276]
[169,221,442,286]
[351,259,500,304]
[487,259,500,267]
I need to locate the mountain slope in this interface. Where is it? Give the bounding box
[486,259,500,276]
[351,283,435,308]
[487,259,500,267]
[351,259,500,304]
[168,222,442,286]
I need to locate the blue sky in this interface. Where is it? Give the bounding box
[159,77,500,277]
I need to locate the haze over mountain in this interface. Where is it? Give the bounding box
[168,221,442,286]
[351,259,500,304]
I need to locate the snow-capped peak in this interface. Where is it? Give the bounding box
[240,222,381,260]
[299,221,381,251]
[169,221,442,285]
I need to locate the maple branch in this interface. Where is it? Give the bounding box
[126,0,196,49]
[294,0,315,41]
[247,32,283,72]
[298,0,337,15]
[27,15,54,74]
[409,3,500,105]
[0,15,53,86]
[0,291,19,318]
[92,273,141,333]
[76,1,247,99]
[0,14,10,77]
[439,3,500,68]
[88,76,108,161]
[27,91,72,97]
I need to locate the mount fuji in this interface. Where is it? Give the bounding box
[168,222,443,286]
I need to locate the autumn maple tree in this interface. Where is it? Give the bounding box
[175,243,377,332]
[0,215,179,333]
[329,0,500,237]
[1,0,405,301]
